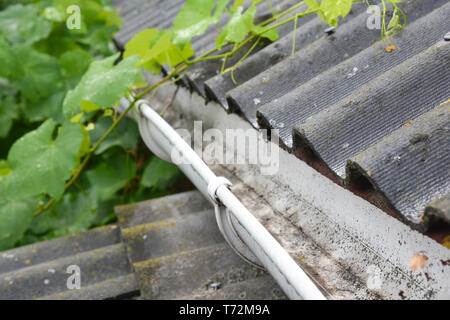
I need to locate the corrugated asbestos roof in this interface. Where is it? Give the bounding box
[0,191,284,300]
[113,0,450,232]
[115,190,284,300]
[0,224,140,299]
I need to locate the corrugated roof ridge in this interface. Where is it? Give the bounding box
[257,1,450,149]
[347,101,450,229]
[0,241,135,299]
[114,190,283,300]
[294,40,449,180]
[0,224,121,274]
[204,13,323,109]
[185,0,301,96]
[225,6,381,127]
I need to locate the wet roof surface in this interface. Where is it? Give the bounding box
[113,0,450,232]
[0,224,140,299]
[115,190,284,300]
[0,191,284,300]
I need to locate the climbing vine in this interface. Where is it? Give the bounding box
[0,0,404,250]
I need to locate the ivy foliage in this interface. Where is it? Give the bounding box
[0,4,52,44]
[215,4,278,49]
[0,0,405,251]
[124,0,283,74]
[0,0,184,250]
[125,0,404,76]
[4,120,84,200]
[172,0,229,47]
[62,53,142,118]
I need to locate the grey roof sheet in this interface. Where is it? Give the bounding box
[112,0,450,231]
[347,101,450,228]
[185,0,312,96]
[0,191,283,300]
[0,225,139,300]
[114,190,284,300]
[296,41,448,179]
[259,2,450,148]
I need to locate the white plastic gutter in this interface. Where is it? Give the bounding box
[135,99,326,300]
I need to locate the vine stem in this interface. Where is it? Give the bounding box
[266,0,275,17]
[160,86,180,116]
[365,0,406,45]
[223,37,261,84]
[261,1,305,26]
[33,63,189,217]
[292,14,298,56]
[188,7,319,67]
[33,99,138,217]
[258,8,320,33]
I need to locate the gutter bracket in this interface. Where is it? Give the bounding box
[208,177,263,269]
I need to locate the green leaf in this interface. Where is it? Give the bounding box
[62,53,141,118]
[47,0,121,55]
[387,9,400,35]
[89,116,140,155]
[141,157,181,190]
[0,39,16,78]
[232,0,245,10]
[78,24,119,56]
[27,190,97,239]
[33,36,82,58]
[86,150,135,201]
[0,0,132,249]
[1,44,63,103]
[0,159,10,176]
[70,112,84,123]
[5,119,83,200]
[252,24,279,42]
[304,0,328,25]
[0,95,20,138]
[304,0,321,12]
[59,49,93,89]
[0,197,36,250]
[0,4,52,45]
[320,0,353,27]
[25,90,66,123]
[23,49,93,123]
[52,0,122,30]
[216,5,255,49]
[216,4,278,49]
[124,29,194,74]
[172,0,230,47]
[80,100,100,113]
[124,28,161,73]
[14,47,63,103]
[155,31,194,68]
